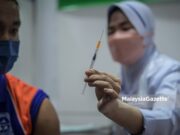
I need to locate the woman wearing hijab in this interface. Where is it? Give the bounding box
[85,1,180,135]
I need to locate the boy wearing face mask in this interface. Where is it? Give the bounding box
[0,0,60,135]
[85,1,180,135]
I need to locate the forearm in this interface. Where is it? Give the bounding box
[100,99,143,134]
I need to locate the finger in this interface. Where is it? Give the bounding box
[85,74,121,94]
[93,80,113,89]
[102,72,120,83]
[84,79,112,89]
[85,69,102,80]
[88,69,120,84]
[97,97,108,111]
[86,74,115,86]
[98,74,120,93]
[93,81,114,100]
[101,73,121,93]
[85,69,121,93]
[85,69,94,76]
[85,68,100,76]
[97,98,103,111]
[98,89,119,107]
[89,69,101,74]
[84,77,94,83]
[85,74,113,84]
[86,69,119,83]
[104,88,119,99]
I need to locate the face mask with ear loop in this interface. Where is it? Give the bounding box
[0,40,19,74]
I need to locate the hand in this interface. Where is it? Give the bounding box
[84,69,121,109]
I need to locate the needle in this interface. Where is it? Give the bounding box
[82,30,104,94]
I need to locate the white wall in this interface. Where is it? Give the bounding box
[34,0,117,127]
[12,0,180,128]
[11,0,35,83]
[152,3,180,59]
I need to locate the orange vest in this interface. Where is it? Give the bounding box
[5,74,38,135]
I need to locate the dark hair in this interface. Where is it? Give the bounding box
[108,5,129,26]
[8,0,19,7]
[108,6,121,24]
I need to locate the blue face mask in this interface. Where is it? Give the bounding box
[0,40,19,74]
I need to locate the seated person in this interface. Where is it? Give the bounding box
[0,0,61,134]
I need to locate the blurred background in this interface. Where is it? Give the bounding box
[11,0,180,134]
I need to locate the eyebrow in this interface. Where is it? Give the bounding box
[109,20,131,28]
[120,21,131,26]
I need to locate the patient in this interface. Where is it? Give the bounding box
[0,0,60,134]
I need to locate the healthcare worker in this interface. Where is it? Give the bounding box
[85,1,180,135]
[0,0,60,134]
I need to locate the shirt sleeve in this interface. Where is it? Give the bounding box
[30,89,49,131]
[139,71,180,135]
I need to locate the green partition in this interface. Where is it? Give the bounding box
[58,0,178,10]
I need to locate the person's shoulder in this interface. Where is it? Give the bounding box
[4,74,48,134]
[149,52,180,73]
[33,98,60,135]
[145,52,180,80]
[146,52,180,88]
[5,73,37,90]
[5,73,43,103]
[159,54,180,66]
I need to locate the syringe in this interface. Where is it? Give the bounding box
[82,30,104,94]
